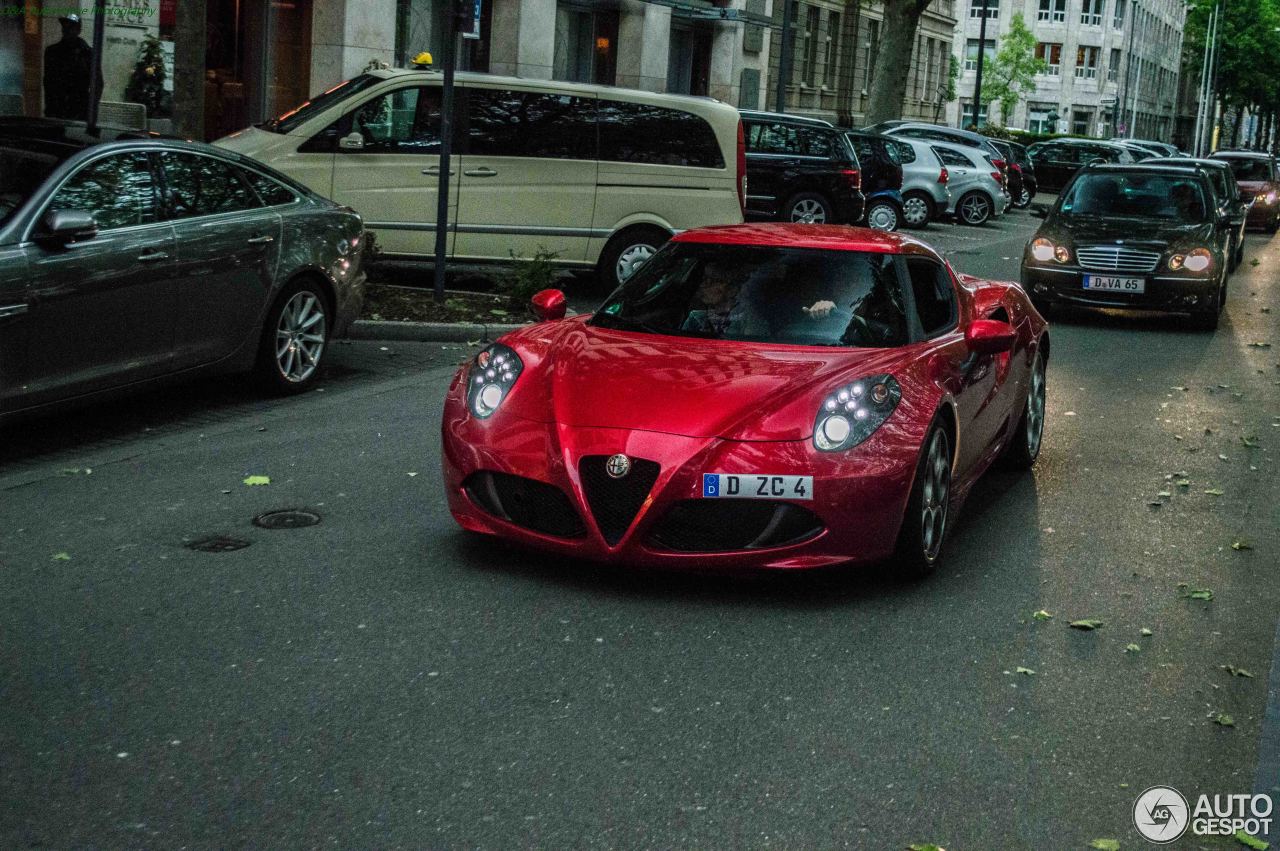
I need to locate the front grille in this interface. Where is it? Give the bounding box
[578,456,661,545]
[464,471,586,538]
[649,499,824,553]
[1240,190,1256,202]
[1076,245,1161,273]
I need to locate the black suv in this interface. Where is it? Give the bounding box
[740,110,864,225]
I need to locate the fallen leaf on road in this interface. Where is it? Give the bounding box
[1213,712,1235,727]
[1141,628,1153,636]
[1125,643,1141,653]
[1248,342,1272,348]
[1156,491,1172,498]
[907,845,946,851]
[1241,436,1260,447]
[1176,479,1191,488]
[1070,619,1103,630]
[1033,610,1053,621]
[58,467,92,476]
[1231,540,1253,551]
[1221,665,1256,678]
[51,552,71,561]
[1171,385,1188,391]
[1015,666,1036,676]
[1065,411,1077,416]
[1089,840,1120,851]
[1177,583,1214,601]
[1204,488,1225,496]
[243,475,271,486]
[1219,454,1230,461]
[407,472,419,477]
[1234,830,1268,850]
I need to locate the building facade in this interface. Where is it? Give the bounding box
[948,0,1185,140]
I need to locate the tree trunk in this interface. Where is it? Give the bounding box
[864,0,925,125]
[173,0,206,140]
[1255,105,1266,149]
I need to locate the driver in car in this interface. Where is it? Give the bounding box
[681,260,767,336]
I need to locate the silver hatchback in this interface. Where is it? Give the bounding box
[893,138,952,229]
[931,141,1008,226]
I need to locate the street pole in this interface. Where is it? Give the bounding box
[86,0,106,133]
[1191,2,1213,154]
[1205,0,1225,154]
[971,0,990,129]
[774,0,795,113]
[432,22,461,303]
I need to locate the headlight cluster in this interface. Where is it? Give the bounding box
[1265,191,1278,205]
[467,343,523,418]
[1168,247,1212,273]
[814,374,901,452]
[1030,237,1070,263]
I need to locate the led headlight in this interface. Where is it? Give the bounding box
[1266,191,1277,205]
[814,374,901,452]
[467,343,523,418]
[1030,238,1069,263]
[1168,247,1212,273]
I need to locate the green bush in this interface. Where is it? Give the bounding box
[501,247,560,302]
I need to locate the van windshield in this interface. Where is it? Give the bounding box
[261,75,382,134]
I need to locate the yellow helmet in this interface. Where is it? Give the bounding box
[412,51,433,68]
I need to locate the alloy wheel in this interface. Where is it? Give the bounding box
[961,194,990,224]
[791,199,827,224]
[275,291,326,383]
[1019,188,1030,206]
[1025,354,1046,458]
[867,203,899,232]
[616,243,656,282]
[920,428,952,561]
[903,195,930,226]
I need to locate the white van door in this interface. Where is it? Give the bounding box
[329,83,459,258]
[452,87,597,264]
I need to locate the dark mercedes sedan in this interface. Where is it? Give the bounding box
[0,119,365,421]
[1021,163,1233,330]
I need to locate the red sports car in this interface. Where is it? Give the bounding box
[442,224,1049,576]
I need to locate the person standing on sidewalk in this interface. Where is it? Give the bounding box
[44,14,100,121]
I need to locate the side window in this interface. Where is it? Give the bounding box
[934,148,972,168]
[597,100,724,168]
[462,89,595,160]
[848,135,873,160]
[243,169,299,206]
[746,121,795,154]
[796,127,834,158]
[48,152,158,231]
[905,257,958,337]
[309,86,441,154]
[158,152,262,219]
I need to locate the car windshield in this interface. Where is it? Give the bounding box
[591,243,910,348]
[1216,157,1273,182]
[1059,173,1211,223]
[260,74,382,133]
[0,145,65,226]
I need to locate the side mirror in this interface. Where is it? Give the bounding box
[1031,204,1050,219]
[338,131,364,151]
[966,318,1016,355]
[36,209,97,245]
[530,288,567,322]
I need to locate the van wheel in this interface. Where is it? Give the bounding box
[866,199,904,232]
[901,191,934,228]
[256,279,331,395]
[957,191,992,225]
[597,227,669,290]
[785,192,833,224]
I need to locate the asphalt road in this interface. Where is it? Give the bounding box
[2,210,1278,849]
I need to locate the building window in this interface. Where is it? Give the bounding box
[1081,0,1103,25]
[863,19,879,91]
[824,11,841,87]
[1108,47,1120,81]
[1074,45,1099,79]
[964,38,995,71]
[1035,42,1062,75]
[801,5,820,85]
[923,38,937,101]
[969,0,999,19]
[554,4,618,85]
[1027,102,1055,133]
[1113,0,1126,27]
[959,99,989,128]
[1037,0,1066,22]
[1072,108,1092,135]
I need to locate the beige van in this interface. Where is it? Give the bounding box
[216,69,746,289]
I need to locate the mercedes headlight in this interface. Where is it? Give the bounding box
[1030,237,1070,263]
[467,343,523,418]
[814,375,901,452]
[1168,247,1212,273]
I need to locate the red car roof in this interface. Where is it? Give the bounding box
[671,223,942,259]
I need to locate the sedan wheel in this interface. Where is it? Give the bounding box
[257,282,330,394]
[902,193,932,228]
[1003,350,1046,469]
[866,201,901,232]
[1016,188,1031,208]
[958,192,992,225]
[895,423,953,578]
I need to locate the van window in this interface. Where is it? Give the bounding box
[598,100,724,168]
[306,86,442,154]
[904,257,958,337]
[462,89,595,160]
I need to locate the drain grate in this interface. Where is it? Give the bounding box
[186,536,252,553]
[252,509,322,530]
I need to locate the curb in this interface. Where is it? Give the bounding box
[345,319,528,343]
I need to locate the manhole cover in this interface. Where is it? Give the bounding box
[186,536,252,553]
[252,509,322,530]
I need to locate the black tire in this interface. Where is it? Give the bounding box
[865,199,905,232]
[1268,213,1279,234]
[1012,186,1034,209]
[1190,272,1225,330]
[957,191,993,226]
[1236,241,1245,266]
[784,191,834,225]
[256,278,331,395]
[596,226,669,291]
[901,191,935,228]
[894,421,954,580]
[1003,349,1046,470]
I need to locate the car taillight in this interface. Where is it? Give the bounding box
[938,167,949,185]
[841,168,861,191]
[992,158,1006,172]
[736,119,747,215]
[991,171,1003,184]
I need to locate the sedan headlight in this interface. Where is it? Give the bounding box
[814,375,901,452]
[1168,247,1212,273]
[1265,191,1277,205]
[467,343,523,418]
[1030,238,1070,263]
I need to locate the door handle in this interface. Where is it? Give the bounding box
[421,166,456,176]
[463,167,498,177]
[247,235,275,245]
[137,250,169,262]
[0,303,28,318]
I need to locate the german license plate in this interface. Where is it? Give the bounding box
[1083,275,1145,293]
[702,474,813,500]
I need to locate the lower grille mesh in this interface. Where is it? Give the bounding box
[464,471,586,538]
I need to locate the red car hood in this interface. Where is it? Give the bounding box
[501,320,908,441]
